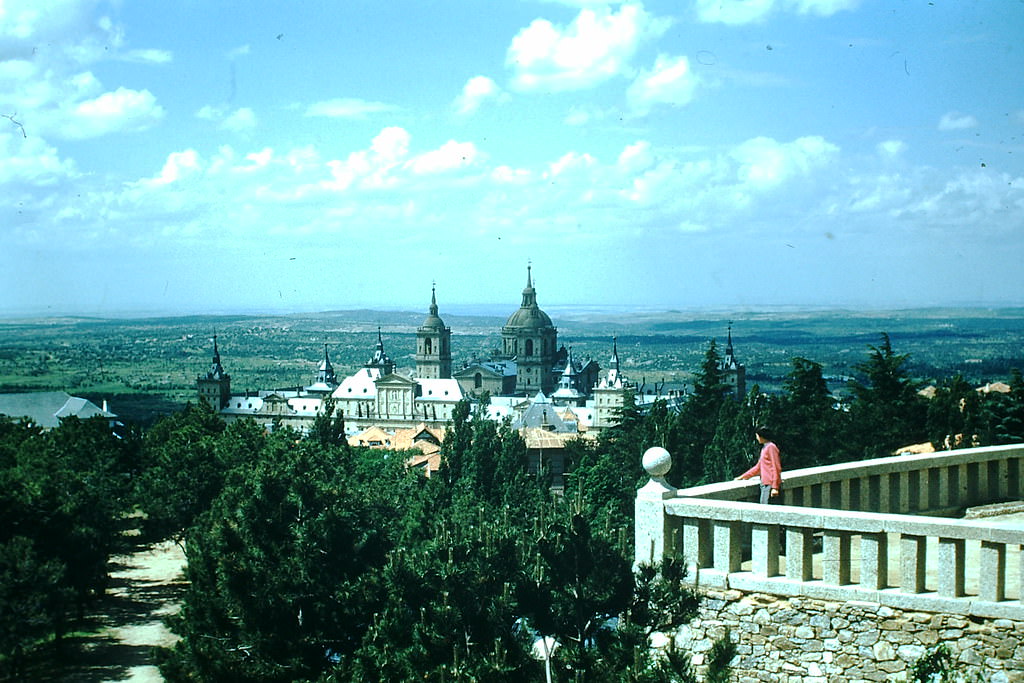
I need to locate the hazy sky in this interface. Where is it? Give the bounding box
[3,0,1023,317]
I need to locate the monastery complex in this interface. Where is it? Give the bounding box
[196,267,744,472]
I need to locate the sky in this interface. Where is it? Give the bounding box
[2,0,1023,318]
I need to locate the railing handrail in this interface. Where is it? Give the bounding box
[677,442,1024,503]
[665,497,1024,545]
[635,444,1024,620]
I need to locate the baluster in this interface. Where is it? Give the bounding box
[786,528,814,581]
[823,530,851,585]
[860,532,888,590]
[900,534,927,594]
[713,520,743,573]
[751,523,780,577]
[979,541,1006,603]
[682,517,712,578]
[937,537,965,597]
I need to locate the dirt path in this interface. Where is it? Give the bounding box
[47,540,187,682]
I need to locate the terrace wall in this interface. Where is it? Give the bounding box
[635,444,1024,679]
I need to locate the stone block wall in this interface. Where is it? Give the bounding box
[676,589,1024,682]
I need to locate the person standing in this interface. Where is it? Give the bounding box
[735,426,783,504]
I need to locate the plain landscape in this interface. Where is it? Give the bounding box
[2,306,1022,425]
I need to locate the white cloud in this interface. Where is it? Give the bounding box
[730,135,839,187]
[67,86,165,138]
[196,106,259,133]
[617,140,654,173]
[695,0,858,24]
[938,111,978,131]
[507,3,670,92]
[304,98,398,118]
[0,3,168,141]
[122,48,172,64]
[0,130,77,185]
[492,165,533,184]
[150,149,202,186]
[627,54,698,115]
[453,76,503,116]
[222,107,257,133]
[371,126,411,162]
[877,140,906,160]
[407,140,478,175]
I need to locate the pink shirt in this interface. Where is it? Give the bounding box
[741,441,782,491]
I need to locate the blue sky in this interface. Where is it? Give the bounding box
[2,0,1023,317]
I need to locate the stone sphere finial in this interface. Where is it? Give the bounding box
[642,446,671,478]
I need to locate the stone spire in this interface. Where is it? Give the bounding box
[316,343,337,386]
[366,327,395,376]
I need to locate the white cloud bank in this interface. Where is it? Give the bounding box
[507,3,670,92]
[695,0,859,24]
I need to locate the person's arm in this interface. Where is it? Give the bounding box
[735,461,759,481]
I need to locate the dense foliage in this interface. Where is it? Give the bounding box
[0,417,138,674]
[3,333,1024,680]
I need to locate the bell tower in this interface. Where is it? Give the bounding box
[416,283,452,379]
[197,334,232,409]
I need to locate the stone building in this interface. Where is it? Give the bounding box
[415,284,452,380]
[197,267,638,436]
[496,265,560,396]
[592,337,635,430]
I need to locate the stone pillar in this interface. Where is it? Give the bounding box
[979,541,1006,603]
[838,478,852,511]
[937,537,966,597]
[917,470,931,511]
[977,461,990,505]
[994,458,1009,500]
[878,474,891,513]
[897,471,911,513]
[860,532,889,590]
[682,517,712,578]
[752,523,780,577]
[900,534,927,594]
[713,520,743,573]
[823,530,851,585]
[937,467,951,510]
[957,464,969,508]
[634,447,677,568]
[786,528,815,581]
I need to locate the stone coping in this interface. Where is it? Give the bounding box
[677,443,1024,503]
[665,498,1024,545]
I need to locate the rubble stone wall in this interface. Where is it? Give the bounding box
[680,588,1024,682]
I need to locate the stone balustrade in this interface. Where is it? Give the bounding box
[635,444,1024,621]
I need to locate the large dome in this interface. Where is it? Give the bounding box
[505,304,552,330]
[504,266,553,330]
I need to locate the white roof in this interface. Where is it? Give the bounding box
[222,395,264,413]
[333,367,381,399]
[288,397,323,415]
[417,378,463,402]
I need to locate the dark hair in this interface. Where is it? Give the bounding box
[754,425,774,442]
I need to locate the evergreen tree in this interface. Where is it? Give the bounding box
[307,397,349,450]
[845,334,928,459]
[990,368,1024,444]
[777,357,840,468]
[702,398,756,484]
[161,433,400,682]
[927,374,985,449]
[674,339,730,486]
